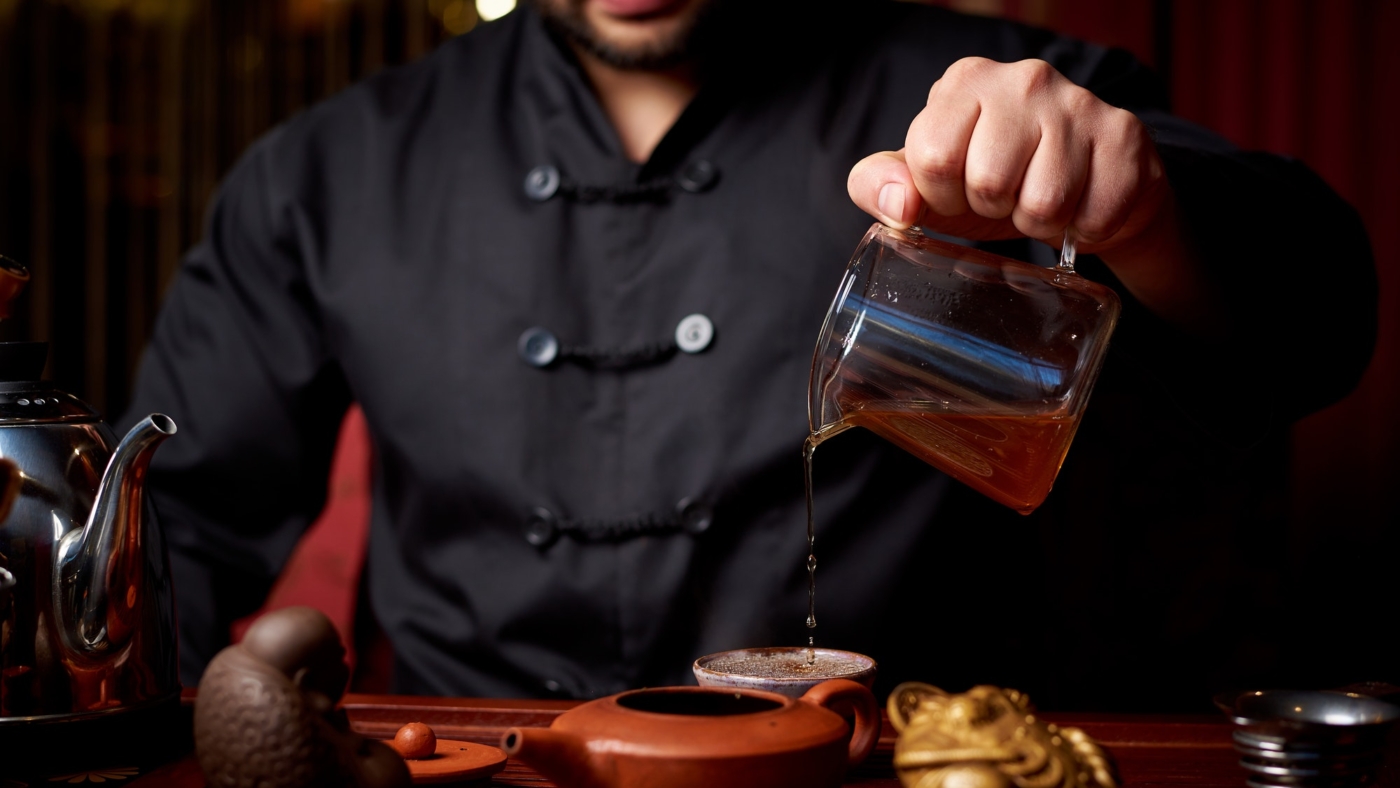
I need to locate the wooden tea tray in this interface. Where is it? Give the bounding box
[43,691,1256,787]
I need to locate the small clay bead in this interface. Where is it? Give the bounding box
[392,722,437,760]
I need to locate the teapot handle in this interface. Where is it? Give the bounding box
[800,678,880,767]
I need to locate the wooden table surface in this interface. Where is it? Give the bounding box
[345,695,1245,788]
[111,693,1252,787]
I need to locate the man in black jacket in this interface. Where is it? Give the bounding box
[125,0,1375,709]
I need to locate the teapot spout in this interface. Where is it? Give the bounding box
[54,414,176,662]
[501,727,613,788]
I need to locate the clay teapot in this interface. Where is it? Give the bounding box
[501,678,880,788]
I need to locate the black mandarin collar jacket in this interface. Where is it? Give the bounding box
[126,2,1375,708]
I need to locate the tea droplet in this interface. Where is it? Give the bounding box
[804,437,819,643]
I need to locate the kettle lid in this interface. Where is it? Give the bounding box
[0,256,49,384]
[0,254,95,423]
[0,381,98,424]
[0,254,28,321]
[0,341,49,382]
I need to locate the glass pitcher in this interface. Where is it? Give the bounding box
[809,224,1121,514]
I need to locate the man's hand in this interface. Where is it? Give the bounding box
[849,57,1218,331]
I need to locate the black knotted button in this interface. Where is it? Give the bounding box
[676,498,714,535]
[523,507,559,548]
[676,160,719,193]
[518,327,560,367]
[524,165,561,201]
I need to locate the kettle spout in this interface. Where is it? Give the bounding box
[54,414,176,662]
[501,727,613,788]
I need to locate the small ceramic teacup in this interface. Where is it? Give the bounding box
[693,647,877,699]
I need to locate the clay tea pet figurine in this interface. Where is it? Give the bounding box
[195,606,410,788]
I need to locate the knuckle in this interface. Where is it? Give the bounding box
[1074,217,1116,243]
[965,170,1015,204]
[1107,108,1146,147]
[1019,188,1067,226]
[1014,59,1059,96]
[1064,85,1101,117]
[907,141,963,183]
[1075,186,1135,242]
[943,56,991,84]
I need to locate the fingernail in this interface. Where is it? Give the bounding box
[878,183,905,224]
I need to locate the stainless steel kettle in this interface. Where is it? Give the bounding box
[0,255,179,728]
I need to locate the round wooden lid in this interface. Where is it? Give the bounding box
[405,739,508,784]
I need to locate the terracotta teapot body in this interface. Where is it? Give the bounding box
[502,679,879,788]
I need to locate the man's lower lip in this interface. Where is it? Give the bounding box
[590,0,685,18]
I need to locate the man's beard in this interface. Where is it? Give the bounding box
[529,0,724,71]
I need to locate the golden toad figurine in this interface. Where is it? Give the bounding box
[888,683,1118,788]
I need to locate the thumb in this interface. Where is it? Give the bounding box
[848,149,925,229]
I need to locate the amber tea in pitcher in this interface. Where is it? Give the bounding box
[809,224,1120,514]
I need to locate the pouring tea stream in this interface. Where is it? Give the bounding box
[799,225,1113,655]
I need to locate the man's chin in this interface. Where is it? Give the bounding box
[580,13,693,57]
[533,0,714,70]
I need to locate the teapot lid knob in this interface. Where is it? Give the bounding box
[0,256,47,383]
[0,255,29,322]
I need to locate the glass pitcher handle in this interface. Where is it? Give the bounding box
[1057,230,1077,273]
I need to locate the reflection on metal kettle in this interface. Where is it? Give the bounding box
[0,254,180,731]
[0,458,19,614]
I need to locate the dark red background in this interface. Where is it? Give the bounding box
[966,0,1400,536]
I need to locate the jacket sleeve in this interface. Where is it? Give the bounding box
[121,128,352,686]
[1051,43,1378,433]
